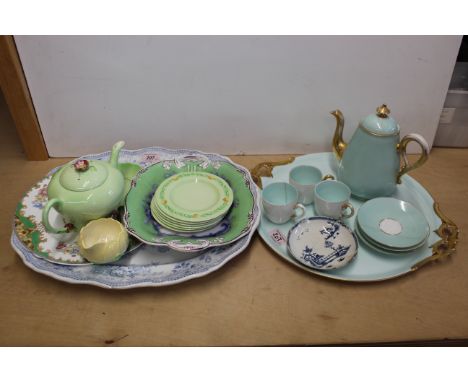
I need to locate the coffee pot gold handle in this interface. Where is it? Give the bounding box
[396,133,429,184]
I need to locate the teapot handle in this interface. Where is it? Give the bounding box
[42,198,71,234]
[396,133,429,184]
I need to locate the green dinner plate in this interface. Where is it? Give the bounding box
[124,155,259,252]
[153,172,233,223]
[357,197,430,250]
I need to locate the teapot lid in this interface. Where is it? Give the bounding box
[59,160,108,192]
[360,104,400,136]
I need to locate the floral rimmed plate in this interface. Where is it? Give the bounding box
[153,172,234,224]
[124,155,260,252]
[11,146,260,288]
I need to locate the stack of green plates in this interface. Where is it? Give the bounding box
[150,171,234,233]
[355,197,430,255]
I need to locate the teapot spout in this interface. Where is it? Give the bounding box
[330,110,347,161]
[109,141,125,168]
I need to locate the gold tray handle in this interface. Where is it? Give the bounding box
[412,202,459,271]
[250,157,295,189]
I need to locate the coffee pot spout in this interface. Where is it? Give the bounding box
[330,110,347,160]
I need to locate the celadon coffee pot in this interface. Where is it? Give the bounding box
[331,105,429,199]
[42,141,126,233]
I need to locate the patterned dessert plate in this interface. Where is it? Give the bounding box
[152,172,233,224]
[151,207,224,232]
[151,202,224,226]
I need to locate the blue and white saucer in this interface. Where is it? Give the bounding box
[287,217,358,271]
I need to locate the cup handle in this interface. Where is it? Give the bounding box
[322,174,335,181]
[341,202,354,219]
[397,133,429,184]
[292,203,306,220]
[42,198,71,234]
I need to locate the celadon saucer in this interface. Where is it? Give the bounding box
[357,197,430,250]
[355,223,424,256]
[355,220,425,253]
[153,172,233,224]
[287,217,358,270]
[124,155,260,252]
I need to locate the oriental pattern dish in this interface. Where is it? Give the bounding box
[287,217,358,270]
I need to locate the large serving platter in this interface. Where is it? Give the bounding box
[11,146,260,289]
[255,152,457,282]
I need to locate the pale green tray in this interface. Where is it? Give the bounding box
[254,152,458,282]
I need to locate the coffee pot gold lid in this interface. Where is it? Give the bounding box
[360,104,400,136]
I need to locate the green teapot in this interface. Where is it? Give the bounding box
[331,105,429,199]
[42,141,126,233]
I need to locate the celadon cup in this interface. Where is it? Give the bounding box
[262,182,306,224]
[289,165,322,205]
[314,178,354,220]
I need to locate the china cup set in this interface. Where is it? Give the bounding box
[262,166,430,271]
[262,166,356,223]
[261,166,360,270]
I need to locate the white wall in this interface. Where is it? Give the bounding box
[15,36,461,157]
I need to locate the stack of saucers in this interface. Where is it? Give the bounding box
[150,171,234,233]
[355,197,430,254]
